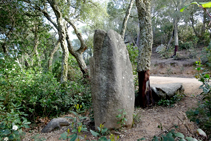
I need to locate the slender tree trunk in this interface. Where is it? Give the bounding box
[136,23,140,48]
[166,29,174,50]
[1,27,13,55]
[136,0,154,108]
[190,14,200,38]
[48,40,60,71]
[2,43,8,55]
[202,9,206,36]
[173,18,179,56]
[49,0,69,83]
[120,0,134,39]
[32,25,41,66]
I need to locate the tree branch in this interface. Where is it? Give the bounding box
[64,17,87,53]
[120,0,134,39]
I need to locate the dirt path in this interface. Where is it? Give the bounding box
[24,77,203,141]
[121,76,202,141]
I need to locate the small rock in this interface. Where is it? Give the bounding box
[151,83,184,99]
[41,118,70,133]
[156,44,166,53]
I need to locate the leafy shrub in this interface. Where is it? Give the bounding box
[179,41,193,50]
[201,42,211,67]
[186,61,211,138]
[151,129,198,141]
[52,55,83,81]
[159,47,173,59]
[0,101,31,141]
[0,56,92,140]
[0,57,92,121]
[158,93,185,107]
[127,44,138,66]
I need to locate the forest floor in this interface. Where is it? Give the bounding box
[23,47,205,141]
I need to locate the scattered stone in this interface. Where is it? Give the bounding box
[155,44,166,53]
[90,29,134,130]
[151,83,184,99]
[41,118,70,133]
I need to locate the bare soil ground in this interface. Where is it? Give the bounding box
[23,48,205,141]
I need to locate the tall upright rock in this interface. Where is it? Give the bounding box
[90,29,134,130]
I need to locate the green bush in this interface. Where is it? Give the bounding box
[201,42,211,67]
[186,61,211,138]
[127,44,138,66]
[52,55,83,81]
[158,93,185,107]
[179,41,193,50]
[0,57,92,121]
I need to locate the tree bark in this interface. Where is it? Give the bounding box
[48,40,60,71]
[190,14,200,38]
[136,0,153,108]
[166,29,174,50]
[136,23,140,48]
[120,0,134,39]
[202,8,206,36]
[49,0,69,83]
[1,27,13,55]
[32,25,41,66]
[173,17,179,56]
[136,70,154,108]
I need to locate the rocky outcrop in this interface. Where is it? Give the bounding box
[90,29,134,130]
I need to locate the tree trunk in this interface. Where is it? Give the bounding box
[136,23,140,48]
[166,29,174,50]
[202,8,206,36]
[136,70,154,108]
[32,25,41,66]
[120,0,134,39]
[48,40,60,71]
[2,43,8,55]
[190,14,200,38]
[49,0,69,83]
[173,18,179,56]
[136,0,154,108]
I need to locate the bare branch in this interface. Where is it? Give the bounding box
[64,17,87,53]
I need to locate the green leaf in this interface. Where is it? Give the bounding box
[98,136,108,141]
[102,128,108,133]
[175,132,184,138]
[137,138,146,141]
[59,132,68,140]
[199,2,211,8]
[97,127,101,131]
[180,2,199,12]
[186,137,194,141]
[204,74,210,78]
[180,4,191,12]
[152,136,159,141]
[1,129,11,135]
[197,67,201,71]
[72,129,77,133]
[70,134,77,141]
[90,130,100,137]
[116,114,121,118]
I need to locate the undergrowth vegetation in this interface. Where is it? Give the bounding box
[0,56,92,140]
[186,60,211,139]
[158,93,186,107]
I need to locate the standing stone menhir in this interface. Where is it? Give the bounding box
[90,29,134,130]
